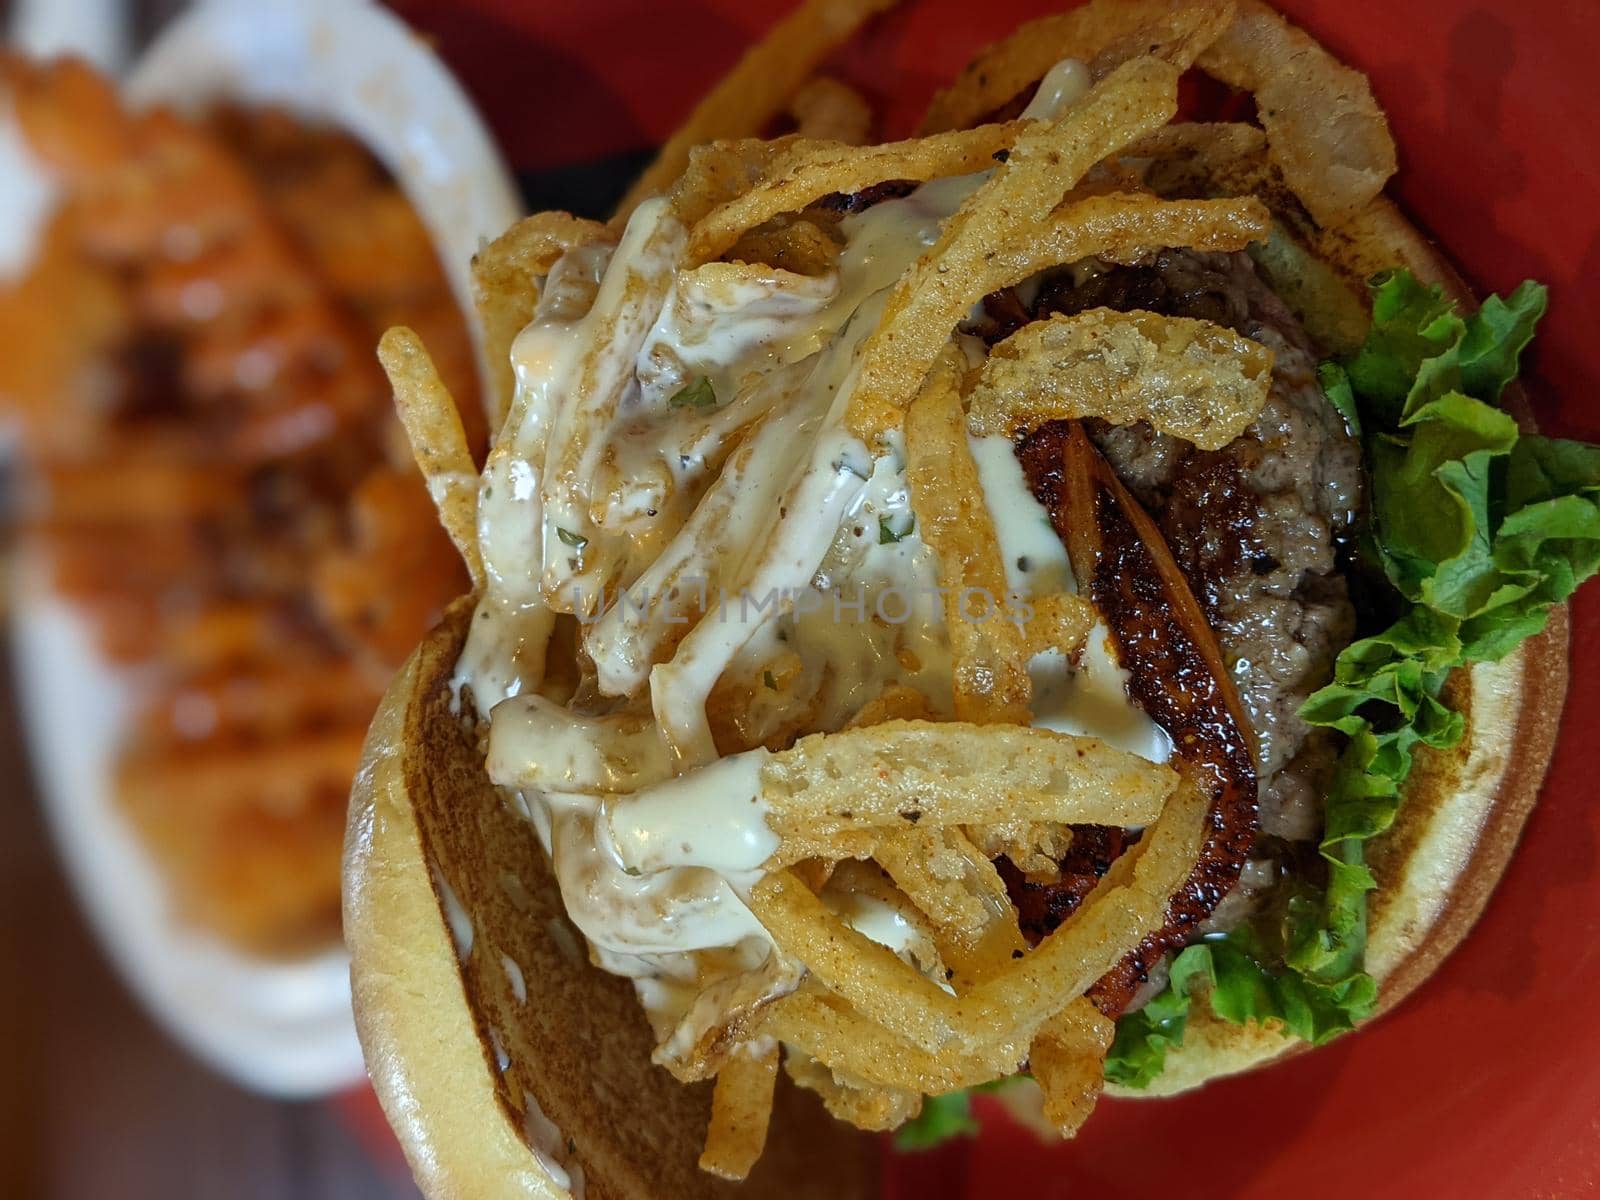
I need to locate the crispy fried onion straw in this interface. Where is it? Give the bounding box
[920,0,1394,225]
[604,721,1177,876]
[378,327,483,586]
[759,773,1206,1067]
[614,0,905,223]
[907,350,1033,725]
[844,190,1269,443]
[921,0,1239,134]
[687,121,1027,264]
[469,213,610,431]
[846,56,1186,443]
[698,1041,781,1180]
[966,309,1274,448]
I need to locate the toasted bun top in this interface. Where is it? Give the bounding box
[344,599,879,1200]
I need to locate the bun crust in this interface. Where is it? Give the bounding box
[343,599,879,1199]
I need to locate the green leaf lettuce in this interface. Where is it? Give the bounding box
[1106,270,1598,1087]
[899,269,1597,1136]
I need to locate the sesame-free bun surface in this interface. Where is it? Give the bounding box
[344,599,878,1199]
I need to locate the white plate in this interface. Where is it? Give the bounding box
[9,0,520,1098]
[13,574,365,1096]
[127,0,522,383]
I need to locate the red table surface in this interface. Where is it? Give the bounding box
[378,3,1600,1197]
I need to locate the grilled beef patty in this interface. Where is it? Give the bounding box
[991,248,1362,842]
[990,249,1362,991]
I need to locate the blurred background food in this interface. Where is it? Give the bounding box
[3,0,1597,1198]
[1,55,478,951]
[0,1,510,1194]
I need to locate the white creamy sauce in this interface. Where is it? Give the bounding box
[971,434,1171,761]
[970,434,1074,598]
[723,435,957,745]
[649,939,796,1065]
[639,179,983,767]
[520,1089,580,1196]
[1021,58,1093,122]
[1032,632,1174,763]
[629,973,695,1039]
[489,1026,511,1071]
[487,695,671,793]
[647,422,881,767]
[633,262,839,413]
[605,750,777,876]
[468,67,1178,1035]
[507,787,537,828]
[432,867,474,961]
[453,275,593,713]
[539,200,687,607]
[832,891,923,958]
[792,173,984,355]
[501,952,528,1005]
[583,387,818,699]
[826,890,953,995]
[544,799,771,962]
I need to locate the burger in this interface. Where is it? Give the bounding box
[342,1,1598,1195]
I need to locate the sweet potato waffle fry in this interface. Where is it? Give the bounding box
[0,57,478,952]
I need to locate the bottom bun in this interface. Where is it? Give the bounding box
[343,598,879,1200]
